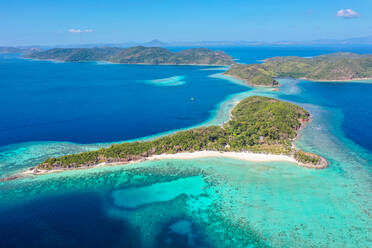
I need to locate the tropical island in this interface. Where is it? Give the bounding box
[24,49,372,86]
[8,96,325,179]
[225,52,372,86]
[24,46,235,65]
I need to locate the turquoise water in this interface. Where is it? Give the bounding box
[146,75,186,86]
[111,176,206,208]
[0,49,372,247]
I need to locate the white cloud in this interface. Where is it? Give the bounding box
[336,9,360,18]
[68,29,94,33]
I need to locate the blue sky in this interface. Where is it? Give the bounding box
[1,0,371,45]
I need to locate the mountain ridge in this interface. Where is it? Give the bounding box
[24,46,235,65]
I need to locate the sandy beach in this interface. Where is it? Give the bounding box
[8,150,326,181]
[148,151,297,163]
[148,151,327,169]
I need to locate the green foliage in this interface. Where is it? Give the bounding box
[25,46,235,65]
[225,52,372,85]
[26,47,123,62]
[294,150,321,165]
[38,96,313,169]
[225,64,279,86]
[225,96,308,148]
[109,46,173,64]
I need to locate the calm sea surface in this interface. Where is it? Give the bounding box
[0,46,371,248]
[0,55,247,146]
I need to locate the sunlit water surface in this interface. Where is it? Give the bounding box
[0,51,372,247]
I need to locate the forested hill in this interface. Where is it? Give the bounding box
[225,52,372,86]
[24,46,235,65]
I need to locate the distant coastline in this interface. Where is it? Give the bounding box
[24,49,372,86]
[223,73,280,87]
[24,57,234,67]
[300,77,372,82]
[225,52,372,86]
[23,46,235,66]
[224,73,372,85]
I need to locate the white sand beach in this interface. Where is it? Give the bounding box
[10,150,326,182]
[148,151,297,163]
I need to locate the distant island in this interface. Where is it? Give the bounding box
[0,46,41,54]
[225,52,372,86]
[4,96,325,180]
[23,49,372,85]
[24,46,235,65]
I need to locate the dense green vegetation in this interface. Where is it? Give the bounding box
[294,150,321,165]
[24,46,235,65]
[25,49,372,83]
[38,96,323,170]
[224,64,280,86]
[24,47,123,62]
[225,52,372,85]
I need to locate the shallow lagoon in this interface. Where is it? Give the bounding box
[1,152,370,247]
[0,52,372,247]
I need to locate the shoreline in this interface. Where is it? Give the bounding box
[10,150,327,180]
[225,72,372,85]
[25,56,371,82]
[0,69,328,182]
[301,77,372,82]
[1,109,328,182]
[149,151,327,169]
[9,112,327,180]
[22,56,234,67]
[222,73,281,87]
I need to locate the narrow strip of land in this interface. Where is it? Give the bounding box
[1,96,328,182]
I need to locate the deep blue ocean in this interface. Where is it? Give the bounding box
[279,80,372,152]
[0,46,372,248]
[0,55,247,146]
[1,46,372,152]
